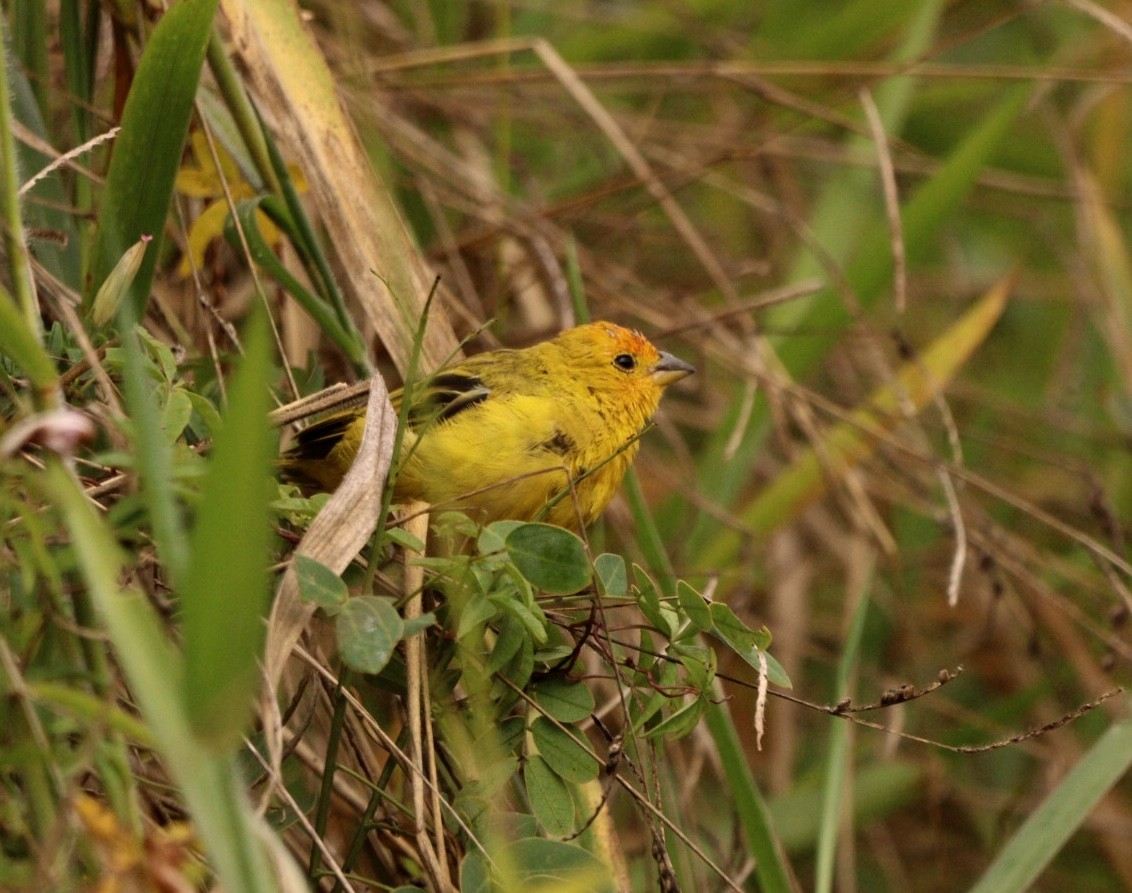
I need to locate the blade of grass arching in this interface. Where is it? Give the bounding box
[230,197,367,368]
[697,273,1011,573]
[46,462,286,893]
[814,561,874,893]
[683,4,942,560]
[204,28,279,195]
[704,697,798,893]
[217,0,459,374]
[181,311,278,749]
[257,126,370,371]
[968,709,1132,893]
[89,0,218,317]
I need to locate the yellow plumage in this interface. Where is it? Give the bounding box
[281,322,693,530]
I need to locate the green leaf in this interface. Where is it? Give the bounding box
[460,852,490,893]
[477,520,521,555]
[182,312,278,749]
[382,526,426,552]
[487,612,527,673]
[633,564,677,638]
[496,634,535,692]
[630,659,679,731]
[676,579,711,632]
[185,390,223,438]
[161,387,194,445]
[0,285,57,394]
[337,596,404,675]
[524,755,575,837]
[501,837,612,891]
[455,592,498,640]
[505,523,591,594]
[645,696,706,740]
[709,603,790,688]
[593,552,627,599]
[969,712,1132,893]
[135,325,179,383]
[492,586,548,644]
[47,463,279,892]
[532,677,595,723]
[89,0,219,315]
[672,642,716,691]
[294,555,348,611]
[401,613,436,637]
[531,717,597,784]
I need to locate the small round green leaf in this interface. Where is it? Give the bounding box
[294,555,348,611]
[505,523,591,594]
[478,519,522,555]
[594,552,627,598]
[337,596,403,674]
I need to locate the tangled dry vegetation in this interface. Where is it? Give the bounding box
[4,1,1132,891]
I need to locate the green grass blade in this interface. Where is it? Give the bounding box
[703,697,797,893]
[89,0,218,316]
[46,460,282,893]
[967,709,1132,893]
[815,561,874,893]
[181,311,278,748]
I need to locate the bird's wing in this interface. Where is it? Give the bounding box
[286,365,494,462]
[407,371,491,425]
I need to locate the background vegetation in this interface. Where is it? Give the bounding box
[3,0,1132,891]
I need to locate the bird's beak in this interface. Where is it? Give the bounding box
[651,351,695,386]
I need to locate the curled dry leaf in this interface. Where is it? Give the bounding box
[264,372,398,690]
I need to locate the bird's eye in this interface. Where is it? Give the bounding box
[613,353,636,372]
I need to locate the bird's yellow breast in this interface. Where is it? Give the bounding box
[393,391,641,530]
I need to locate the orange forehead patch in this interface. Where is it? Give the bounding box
[594,322,656,357]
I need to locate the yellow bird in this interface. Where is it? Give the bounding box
[281,322,693,530]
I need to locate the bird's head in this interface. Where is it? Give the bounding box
[550,322,694,421]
